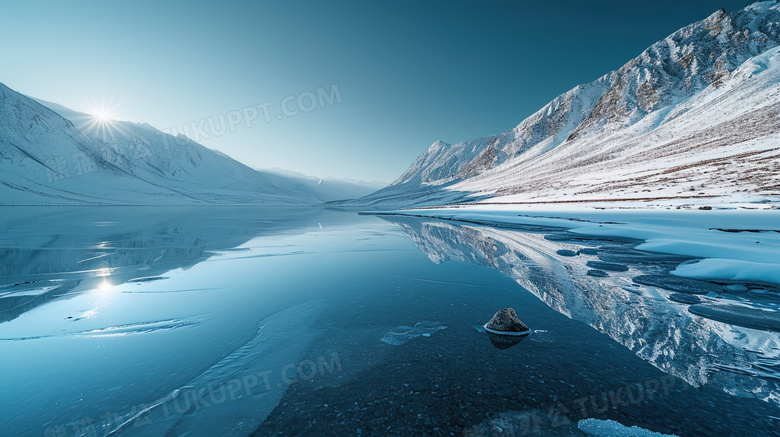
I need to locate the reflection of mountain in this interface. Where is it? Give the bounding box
[0,207,326,323]
[381,215,780,406]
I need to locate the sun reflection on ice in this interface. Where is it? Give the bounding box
[98,278,113,292]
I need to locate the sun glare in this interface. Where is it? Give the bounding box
[94,110,112,122]
[98,278,112,291]
[80,99,126,138]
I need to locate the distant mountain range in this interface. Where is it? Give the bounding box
[4,2,779,208]
[257,167,386,203]
[0,84,378,205]
[355,1,780,208]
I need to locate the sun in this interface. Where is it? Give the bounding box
[80,95,122,132]
[80,99,127,140]
[93,110,113,123]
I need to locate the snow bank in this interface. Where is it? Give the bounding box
[578,418,679,437]
[673,258,780,286]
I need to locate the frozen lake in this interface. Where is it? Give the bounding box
[0,207,778,436]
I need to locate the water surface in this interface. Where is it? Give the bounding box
[0,207,778,436]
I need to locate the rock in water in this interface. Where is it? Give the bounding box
[484,308,531,335]
[483,309,531,349]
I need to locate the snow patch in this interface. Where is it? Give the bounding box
[578,418,679,437]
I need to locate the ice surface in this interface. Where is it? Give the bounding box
[379,208,780,288]
[0,317,201,342]
[380,321,447,346]
[377,211,780,406]
[673,258,780,287]
[667,293,702,305]
[0,207,377,436]
[632,275,721,295]
[586,261,629,272]
[688,304,780,332]
[104,300,324,436]
[578,418,679,437]
[2,207,778,435]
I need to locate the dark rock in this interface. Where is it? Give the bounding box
[586,270,609,278]
[484,308,530,334]
[586,261,629,272]
[556,249,578,257]
[699,206,712,210]
[668,293,702,305]
[633,274,721,295]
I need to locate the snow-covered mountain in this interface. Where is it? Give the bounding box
[0,84,320,205]
[357,2,780,208]
[258,167,386,202]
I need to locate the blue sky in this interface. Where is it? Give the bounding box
[0,0,757,182]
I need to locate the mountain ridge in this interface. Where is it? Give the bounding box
[0,83,324,205]
[357,1,780,208]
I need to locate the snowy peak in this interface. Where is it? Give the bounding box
[537,0,780,141]
[390,139,451,185]
[361,1,780,207]
[389,136,497,187]
[0,82,320,205]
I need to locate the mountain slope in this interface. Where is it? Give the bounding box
[0,84,319,205]
[258,167,386,202]
[358,1,780,208]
